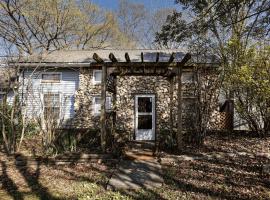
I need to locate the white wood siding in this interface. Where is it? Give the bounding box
[20,69,79,121]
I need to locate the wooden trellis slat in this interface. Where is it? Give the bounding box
[125,52,131,62]
[109,53,118,63]
[93,53,104,63]
[169,52,175,63]
[156,52,159,62]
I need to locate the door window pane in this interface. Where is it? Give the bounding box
[138,115,152,129]
[138,97,152,113]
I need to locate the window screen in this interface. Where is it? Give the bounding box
[43,93,60,120]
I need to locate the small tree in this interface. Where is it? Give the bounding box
[226,43,270,136]
[31,82,71,153]
[0,60,29,154]
[193,65,221,145]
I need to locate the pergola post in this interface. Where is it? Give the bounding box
[100,64,107,152]
[169,76,174,138]
[177,53,191,150]
[177,64,183,150]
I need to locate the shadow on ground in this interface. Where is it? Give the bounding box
[0,133,269,200]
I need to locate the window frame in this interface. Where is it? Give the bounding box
[182,72,195,83]
[42,92,61,120]
[41,72,62,84]
[92,96,112,116]
[92,70,102,85]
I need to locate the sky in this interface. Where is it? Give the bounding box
[91,0,178,11]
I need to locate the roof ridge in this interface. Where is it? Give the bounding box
[56,49,184,52]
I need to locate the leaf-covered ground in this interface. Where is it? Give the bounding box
[0,134,269,199]
[161,134,270,200]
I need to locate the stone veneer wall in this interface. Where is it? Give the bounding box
[115,76,174,140]
[73,68,209,141]
[73,68,112,129]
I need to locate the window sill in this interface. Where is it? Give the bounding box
[41,81,61,84]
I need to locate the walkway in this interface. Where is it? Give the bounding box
[107,146,164,190]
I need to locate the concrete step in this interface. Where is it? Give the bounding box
[124,141,157,161]
[126,141,156,150]
[124,148,156,161]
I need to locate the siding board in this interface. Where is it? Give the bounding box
[20,69,79,122]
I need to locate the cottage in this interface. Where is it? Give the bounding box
[12,50,226,146]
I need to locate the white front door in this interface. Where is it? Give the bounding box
[135,95,155,141]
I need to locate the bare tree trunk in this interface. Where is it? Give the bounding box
[1,117,9,153]
[10,93,16,153]
[17,109,26,152]
[1,94,10,153]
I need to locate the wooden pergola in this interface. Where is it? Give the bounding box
[92,51,192,151]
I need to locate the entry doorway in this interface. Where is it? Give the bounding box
[135,95,155,141]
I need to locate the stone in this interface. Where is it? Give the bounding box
[74,70,199,140]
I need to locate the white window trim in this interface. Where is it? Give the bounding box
[92,70,102,85]
[42,92,62,119]
[40,72,62,84]
[92,96,112,116]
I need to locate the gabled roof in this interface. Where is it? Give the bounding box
[18,49,187,63]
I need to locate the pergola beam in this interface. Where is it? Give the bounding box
[125,52,131,62]
[156,52,159,62]
[90,62,194,68]
[169,52,176,63]
[93,53,104,63]
[109,53,118,62]
[180,53,191,65]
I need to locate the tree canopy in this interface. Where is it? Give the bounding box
[156,0,270,136]
[0,0,130,55]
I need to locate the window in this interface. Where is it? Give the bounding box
[92,96,111,115]
[93,70,102,84]
[41,73,61,83]
[182,72,195,83]
[43,93,60,120]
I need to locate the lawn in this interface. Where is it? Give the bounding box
[0,133,269,200]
